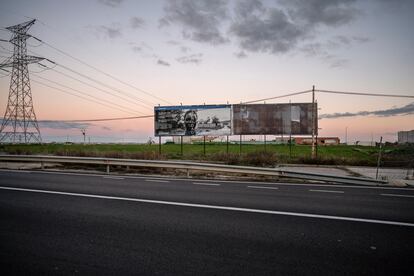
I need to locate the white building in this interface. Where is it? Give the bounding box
[398,130,414,143]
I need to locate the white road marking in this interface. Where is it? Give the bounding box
[1,169,413,191]
[247,186,279,190]
[1,185,413,227]
[103,176,124,180]
[193,182,220,186]
[145,179,170,183]
[380,193,414,198]
[309,189,344,194]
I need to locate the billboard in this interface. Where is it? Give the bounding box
[232,103,317,135]
[155,105,231,136]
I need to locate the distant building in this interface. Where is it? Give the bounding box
[173,136,217,144]
[398,130,414,143]
[295,137,340,145]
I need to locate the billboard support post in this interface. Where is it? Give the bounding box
[203,136,206,155]
[239,135,242,154]
[226,135,229,154]
[311,85,316,159]
[180,136,183,156]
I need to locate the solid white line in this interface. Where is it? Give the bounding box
[309,189,344,194]
[1,169,413,191]
[381,193,414,198]
[145,179,170,183]
[1,185,413,227]
[103,176,124,180]
[193,182,220,186]
[247,186,279,190]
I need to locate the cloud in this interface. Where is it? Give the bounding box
[97,0,124,8]
[157,59,171,66]
[230,6,304,54]
[281,0,359,27]
[180,46,191,53]
[0,119,89,130]
[234,51,247,59]
[300,34,372,67]
[37,120,92,130]
[230,0,362,55]
[130,41,152,53]
[166,40,181,45]
[176,53,203,65]
[319,102,414,119]
[101,126,112,131]
[158,0,369,66]
[130,17,145,29]
[89,23,122,39]
[160,0,229,45]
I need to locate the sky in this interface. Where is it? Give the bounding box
[0,0,413,143]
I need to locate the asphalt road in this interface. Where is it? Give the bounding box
[1,169,414,275]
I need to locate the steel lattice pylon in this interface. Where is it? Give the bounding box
[0,20,44,143]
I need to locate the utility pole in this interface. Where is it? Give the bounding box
[0,20,44,143]
[81,128,86,144]
[345,127,348,145]
[311,85,316,158]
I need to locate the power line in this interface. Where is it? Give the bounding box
[32,74,144,115]
[27,48,156,108]
[31,78,142,116]
[243,90,312,104]
[46,65,153,111]
[32,36,173,105]
[316,89,414,99]
[52,61,155,108]
[58,115,154,122]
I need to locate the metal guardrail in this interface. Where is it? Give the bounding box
[0,154,388,186]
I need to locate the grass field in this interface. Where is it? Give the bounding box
[0,142,413,167]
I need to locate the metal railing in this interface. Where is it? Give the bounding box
[0,154,388,186]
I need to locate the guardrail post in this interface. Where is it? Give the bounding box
[106,164,110,174]
[187,168,190,178]
[40,161,44,170]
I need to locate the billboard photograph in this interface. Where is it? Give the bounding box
[232,103,316,135]
[155,105,231,136]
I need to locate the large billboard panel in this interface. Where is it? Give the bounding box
[155,105,231,136]
[233,103,317,135]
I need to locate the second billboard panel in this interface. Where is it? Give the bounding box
[232,103,316,135]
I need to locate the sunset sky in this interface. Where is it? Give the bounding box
[0,0,413,143]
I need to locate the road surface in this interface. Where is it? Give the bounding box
[1,169,413,275]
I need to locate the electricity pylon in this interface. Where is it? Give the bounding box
[0,19,44,143]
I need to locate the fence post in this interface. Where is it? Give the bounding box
[158,136,161,156]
